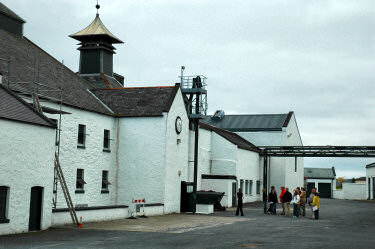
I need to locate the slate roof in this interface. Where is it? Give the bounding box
[81,74,123,89]
[0,29,112,115]
[201,112,294,132]
[0,84,56,128]
[0,2,25,23]
[70,14,123,44]
[199,122,260,153]
[304,167,336,179]
[91,84,180,117]
[366,163,375,169]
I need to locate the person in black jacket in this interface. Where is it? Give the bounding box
[283,187,293,217]
[262,188,267,214]
[236,188,244,216]
[268,186,278,214]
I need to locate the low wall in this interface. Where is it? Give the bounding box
[52,205,128,226]
[332,184,366,200]
[127,203,165,217]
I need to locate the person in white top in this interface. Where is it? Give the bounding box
[292,189,300,218]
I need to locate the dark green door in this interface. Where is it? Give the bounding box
[29,187,43,231]
[232,182,237,207]
[306,182,315,197]
[318,183,331,198]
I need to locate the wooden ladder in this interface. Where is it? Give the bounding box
[54,153,79,226]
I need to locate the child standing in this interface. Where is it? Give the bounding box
[312,192,320,220]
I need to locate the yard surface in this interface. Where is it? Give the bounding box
[1,199,374,249]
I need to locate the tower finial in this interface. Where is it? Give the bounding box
[96,0,100,15]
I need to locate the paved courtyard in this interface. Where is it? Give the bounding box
[0,199,374,249]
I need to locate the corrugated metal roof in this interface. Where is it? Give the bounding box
[70,14,123,44]
[0,2,25,23]
[304,167,336,179]
[91,84,180,117]
[0,84,56,128]
[199,122,260,153]
[201,112,293,132]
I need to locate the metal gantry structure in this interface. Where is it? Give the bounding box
[261,146,375,192]
[180,66,208,213]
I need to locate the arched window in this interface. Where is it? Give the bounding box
[0,186,9,223]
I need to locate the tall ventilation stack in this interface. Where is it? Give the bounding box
[179,66,208,213]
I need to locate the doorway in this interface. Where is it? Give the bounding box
[232,182,237,207]
[318,183,331,198]
[29,186,43,231]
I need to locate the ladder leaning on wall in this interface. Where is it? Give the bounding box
[54,153,79,226]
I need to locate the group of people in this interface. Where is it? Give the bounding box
[262,186,320,219]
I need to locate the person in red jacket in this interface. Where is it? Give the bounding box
[279,186,286,215]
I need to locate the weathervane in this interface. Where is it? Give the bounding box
[96,0,100,15]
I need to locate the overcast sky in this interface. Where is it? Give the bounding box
[4,0,375,177]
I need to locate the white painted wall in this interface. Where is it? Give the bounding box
[0,119,55,235]
[51,207,128,226]
[366,167,375,199]
[42,102,118,209]
[341,183,367,200]
[211,133,237,176]
[164,90,189,213]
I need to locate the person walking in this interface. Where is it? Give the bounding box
[283,187,292,217]
[279,186,286,215]
[268,187,278,215]
[308,188,317,219]
[292,189,300,218]
[236,188,244,216]
[262,188,267,214]
[300,187,306,216]
[312,192,320,220]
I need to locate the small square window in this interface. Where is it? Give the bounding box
[256,180,261,194]
[76,169,86,192]
[77,124,86,147]
[101,170,110,193]
[103,130,110,151]
[245,180,249,194]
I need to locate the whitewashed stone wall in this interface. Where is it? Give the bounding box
[236,149,261,203]
[366,167,375,199]
[236,113,304,192]
[42,102,118,209]
[164,90,189,213]
[0,119,55,235]
[211,133,237,176]
[337,183,367,200]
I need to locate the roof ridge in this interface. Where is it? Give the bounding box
[97,85,176,90]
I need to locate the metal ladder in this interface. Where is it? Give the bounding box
[54,153,79,226]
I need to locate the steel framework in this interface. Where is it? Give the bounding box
[261,146,375,157]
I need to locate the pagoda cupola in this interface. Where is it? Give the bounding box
[70,3,123,77]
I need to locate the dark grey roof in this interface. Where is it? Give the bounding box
[366,163,375,169]
[0,29,112,115]
[81,74,123,89]
[201,112,294,132]
[199,122,260,153]
[0,84,56,128]
[91,84,180,117]
[304,167,336,179]
[0,2,25,23]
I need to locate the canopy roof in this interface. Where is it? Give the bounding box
[70,14,123,44]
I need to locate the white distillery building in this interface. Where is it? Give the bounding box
[304,167,336,198]
[191,122,262,208]
[0,85,56,235]
[202,111,304,192]
[366,163,375,200]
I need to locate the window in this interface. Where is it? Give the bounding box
[101,170,111,193]
[249,180,253,195]
[0,186,9,223]
[240,180,244,192]
[295,157,297,172]
[77,124,86,147]
[75,169,86,193]
[256,181,261,194]
[245,180,249,194]
[103,130,110,151]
